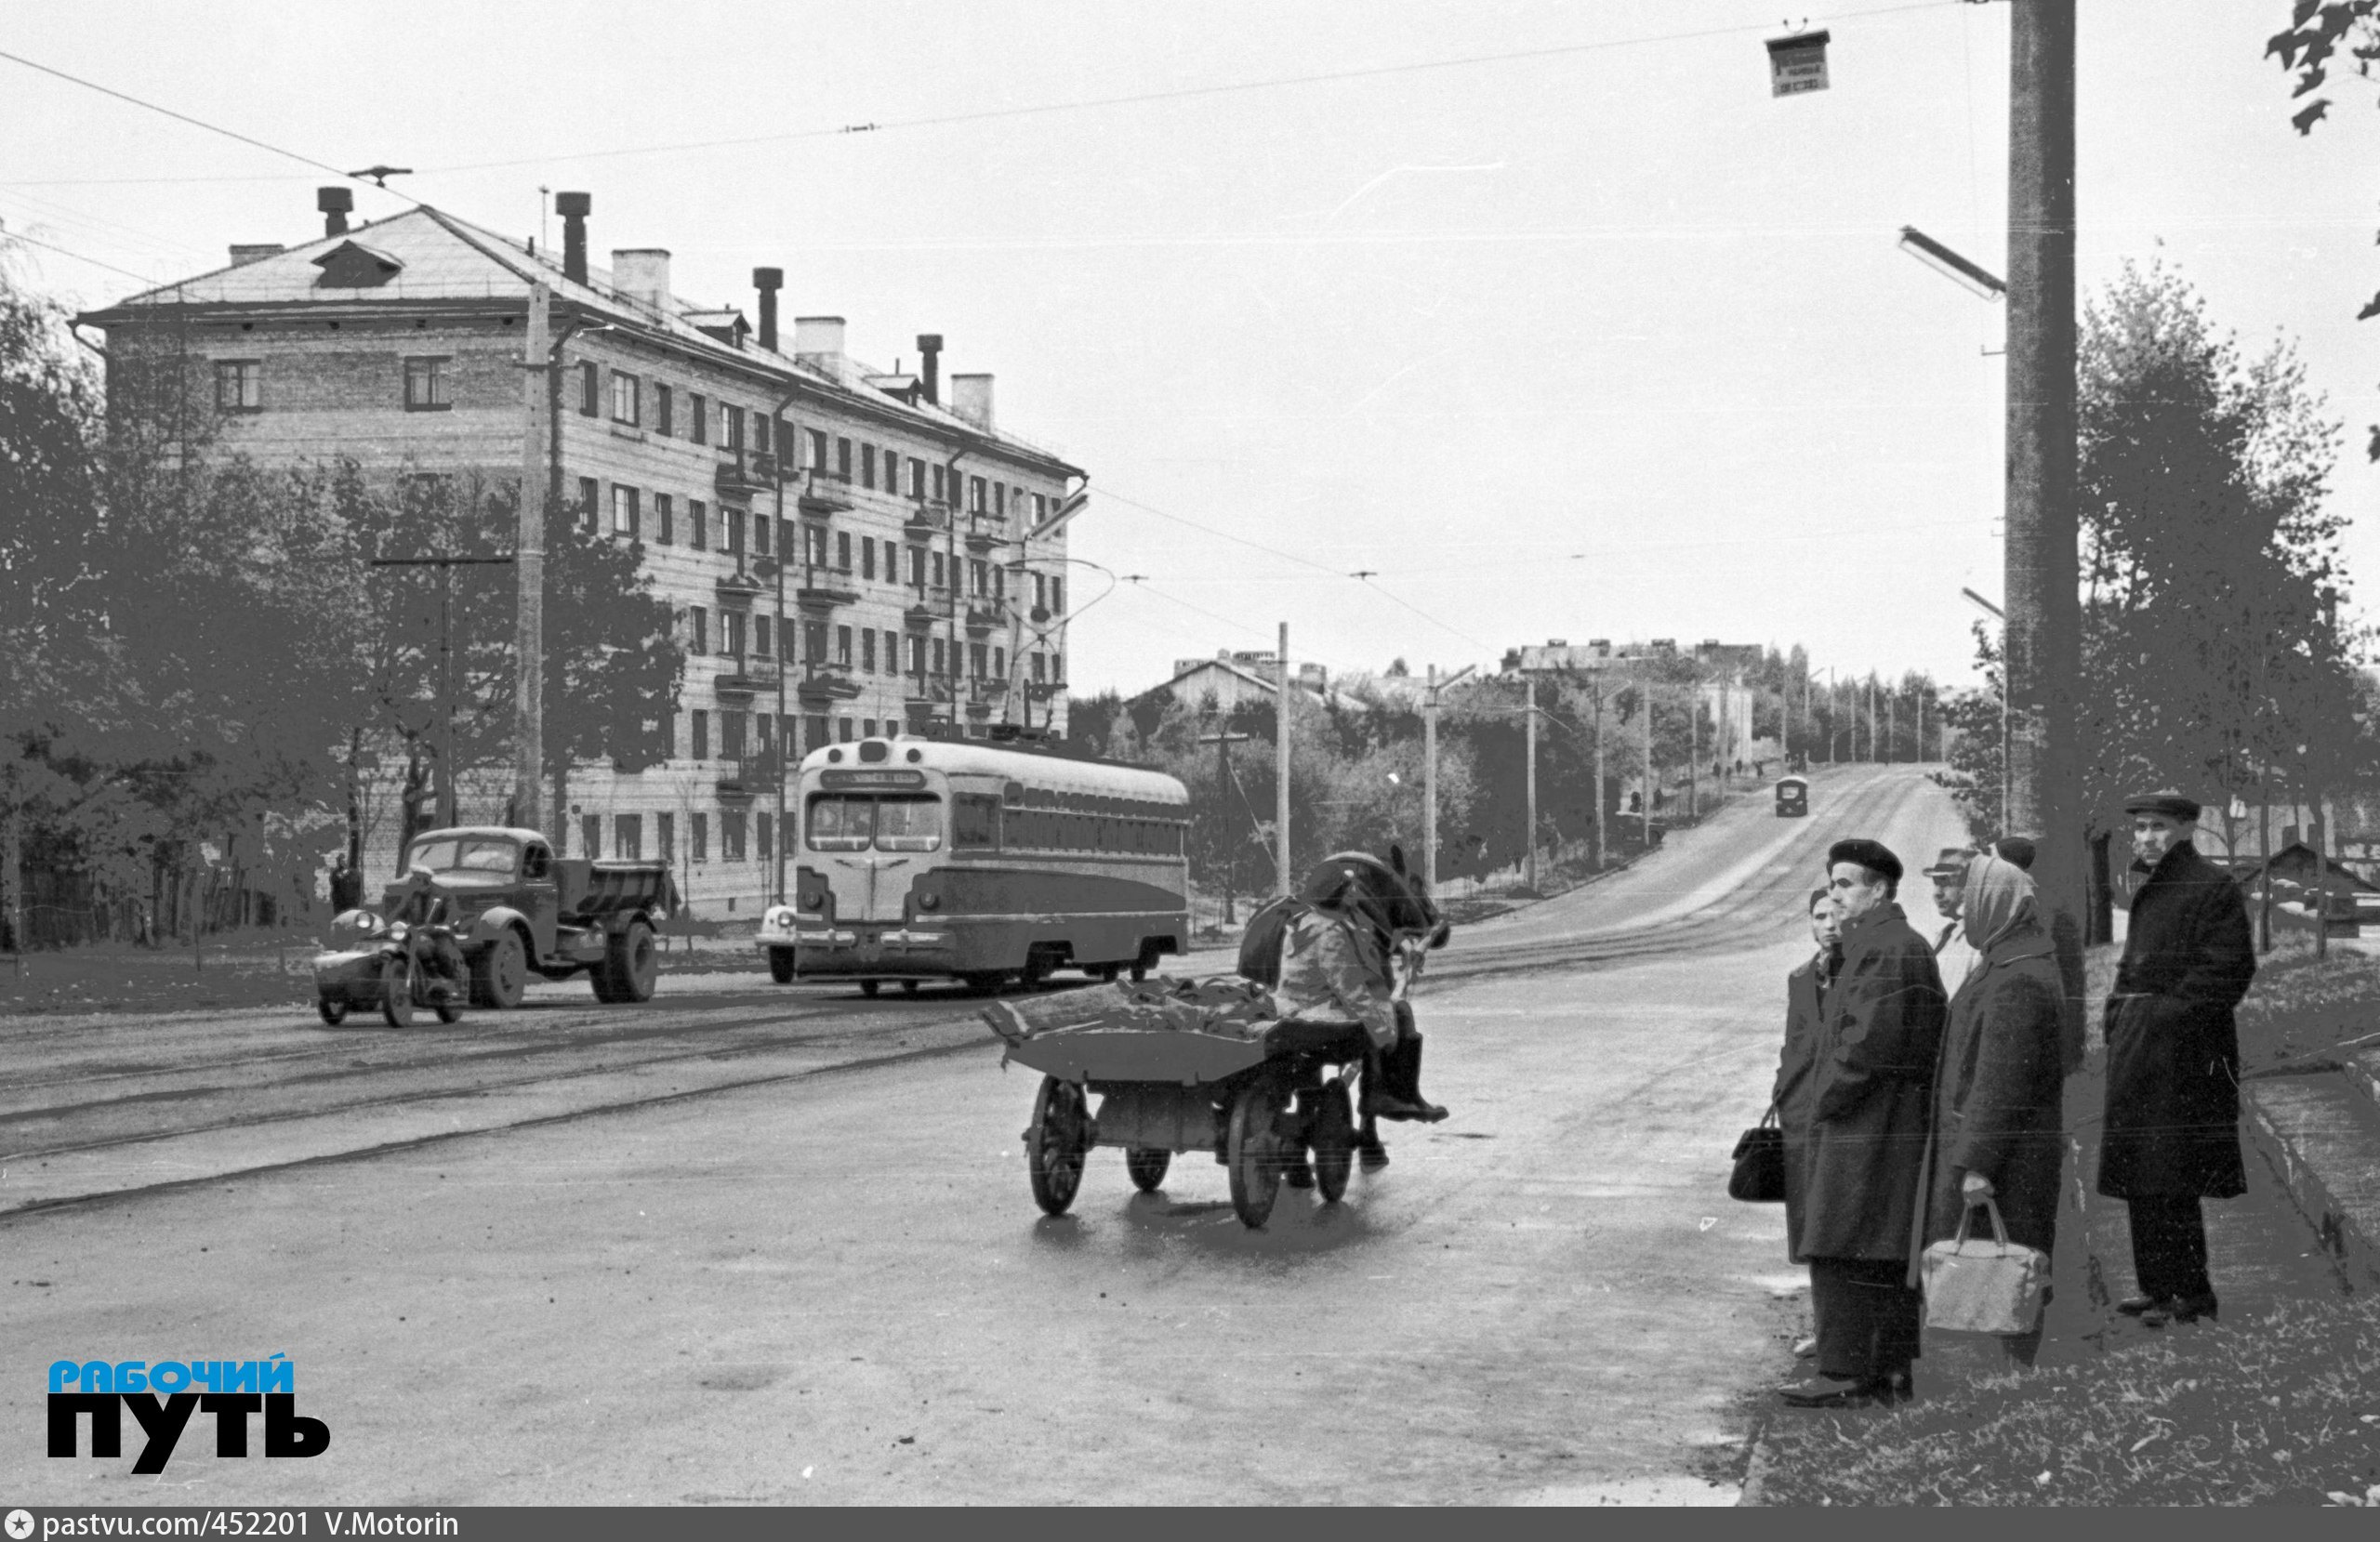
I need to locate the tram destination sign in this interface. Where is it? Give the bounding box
[819,769,928,790]
[1765,30,1830,97]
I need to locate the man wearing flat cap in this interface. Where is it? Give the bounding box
[2098,791,2256,1327]
[1784,837,1949,1407]
[1922,847,1979,987]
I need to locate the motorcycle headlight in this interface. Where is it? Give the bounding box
[389,921,411,942]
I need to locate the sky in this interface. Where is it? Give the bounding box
[6,0,2378,699]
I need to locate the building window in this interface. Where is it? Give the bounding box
[807,428,827,472]
[1051,652,1063,682]
[970,560,986,596]
[655,493,673,545]
[860,443,876,490]
[909,636,928,676]
[803,714,829,753]
[615,814,643,860]
[1051,577,1064,613]
[803,620,827,664]
[655,384,674,437]
[993,646,1004,679]
[828,437,848,479]
[688,605,708,655]
[578,362,600,415]
[909,460,926,500]
[835,625,853,666]
[931,552,945,588]
[883,451,899,492]
[932,465,946,503]
[723,610,745,658]
[404,357,451,411]
[909,547,926,586]
[861,537,875,582]
[214,360,262,411]
[836,532,851,572]
[722,402,744,453]
[691,707,710,759]
[970,475,985,512]
[726,508,745,557]
[991,566,1004,601]
[754,614,772,658]
[723,811,747,861]
[860,629,876,673]
[689,393,707,443]
[757,811,773,863]
[690,499,707,550]
[611,484,640,537]
[1033,493,1048,522]
[969,642,987,679]
[838,718,854,744]
[1031,654,1046,684]
[806,524,828,567]
[611,371,640,426]
[862,718,878,739]
[577,477,600,531]
[753,512,771,558]
[722,710,747,759]
[581,814,602,860]
[932,639,946,676]
[993,482,1005,518]
[692,812,708,863]
[657,812,675,863]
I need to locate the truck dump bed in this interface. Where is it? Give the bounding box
[552,860,678,923]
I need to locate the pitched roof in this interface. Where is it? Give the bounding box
[82,204,1078,474]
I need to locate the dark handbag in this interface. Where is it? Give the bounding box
[1728,1105,1786,1203]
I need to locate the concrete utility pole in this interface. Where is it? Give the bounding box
[1525,676,1539,891]
[1276,625,1292,897]
[1591,680,1606,870]
[514,283,549,832]
[2004,0,2082,920]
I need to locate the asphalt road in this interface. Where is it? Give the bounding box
[4,763,1952,1505]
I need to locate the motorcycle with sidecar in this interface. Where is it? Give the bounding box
[313,906,465,1027]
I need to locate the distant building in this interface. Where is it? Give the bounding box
[1501,637,1766,765]
[1139,651,1329,716]
[75,191,1084,912]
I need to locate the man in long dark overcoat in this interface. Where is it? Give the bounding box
[2097,791,2256,1325]
[1784,838,1948,1407]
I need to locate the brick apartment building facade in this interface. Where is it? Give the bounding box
[77,191,1083,915]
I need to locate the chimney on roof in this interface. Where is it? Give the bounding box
[751,268,783,351]
[555,191,590,284]
[792,316,845,359]
[612,248,670,313]
[916,334,943,404]
[316,188,352,238]
[950,373,994,429]
[229,244,285,268]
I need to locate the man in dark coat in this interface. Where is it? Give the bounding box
[1774,887,1842,1268]
[2097,792,2255,1326]
[1783,838,1948,1408]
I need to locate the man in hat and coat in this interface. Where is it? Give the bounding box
[2098,791,2255,1325]
[1923,847,1979,989]
[1783,837,1948,1407]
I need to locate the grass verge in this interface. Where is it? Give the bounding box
[1758,1294,2380,1506]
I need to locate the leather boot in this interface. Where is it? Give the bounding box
[1388,1035,1448,1123]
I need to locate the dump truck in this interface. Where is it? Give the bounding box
[370,825,678,1007]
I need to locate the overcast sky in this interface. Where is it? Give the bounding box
[7,1,2376,698]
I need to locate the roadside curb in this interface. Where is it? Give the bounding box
[1735,1429,1777,1507]
[2241,1066,2380,1291]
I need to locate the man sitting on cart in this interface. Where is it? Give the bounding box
[1275,857,1449,1174]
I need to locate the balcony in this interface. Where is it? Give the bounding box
[963,679,1007,717]
[1026,678,1068,701]
[963,521,1006,554]
[964,600,1008,633]
[798,467,853,517]
[795,661,865,704]
[904,501,950,537]
[905,676,954,710]
[903,598,944,630]
[795,581,859,612]
[713,565,766,601]
[714,451,771,504]
[712,659,781,697]
[716,749,787,799]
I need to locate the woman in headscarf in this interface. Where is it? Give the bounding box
[1924,851,2069,1365]
[1776,887,1842,1359]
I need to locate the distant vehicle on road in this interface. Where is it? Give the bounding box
[758,736,1189,994]
[1775,776,1809,817]
[375,827,678,1008]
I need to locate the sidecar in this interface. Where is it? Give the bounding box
[312,909,392,1025]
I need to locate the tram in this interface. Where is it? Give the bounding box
[1775,775,1809,817]
[757,735,1191,994]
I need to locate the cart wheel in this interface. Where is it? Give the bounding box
[1125,1146,1171,1193]
[1311,1081,1355,1203]
[1226,1084,1284,1229]
[317,997,349,1026]
[379,956,414,1028]
[1026,1075,1089,1216]
[858,979,879,997]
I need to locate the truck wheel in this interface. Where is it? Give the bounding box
[599,919,658,1004]
[768,947,797,984]
[470,930,528,1008]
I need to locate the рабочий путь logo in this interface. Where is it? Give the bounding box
[48,1357,328,1474]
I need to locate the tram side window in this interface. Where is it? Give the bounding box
[954,794,1001,850]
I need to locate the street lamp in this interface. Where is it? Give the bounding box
[1898,226,2006,301]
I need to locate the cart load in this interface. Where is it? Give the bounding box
[980,975,1369,1228]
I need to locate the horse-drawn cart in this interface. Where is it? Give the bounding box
[981,978,1369,1229]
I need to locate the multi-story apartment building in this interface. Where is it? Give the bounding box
[77,190,1083,914]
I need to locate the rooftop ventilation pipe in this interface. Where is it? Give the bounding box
[556,191,590,284]
[915,334,943,404]
[316,188,352,238]
[752,268,783,351]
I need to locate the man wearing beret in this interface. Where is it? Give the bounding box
[2098,791,2256,1326]
[1783,837,1950,1407]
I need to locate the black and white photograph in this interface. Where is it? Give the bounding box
[7,0,2380,1512]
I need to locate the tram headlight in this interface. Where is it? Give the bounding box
[800,891,825,910]
[917,893,940,911]
[765,905,795,928]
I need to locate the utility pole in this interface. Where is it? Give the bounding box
[1197,728,1253,922]
[1591,677,1607,871]
[1421,663,1476,891]
[1276,624,1291,897]
[1686,667,1699,821]
[2004,0,2082,923]
[515,283,548,833]
[769,382,799,905]
[1643,687,1655,849]
[1887,689,1897,764]
[1524,675,1539,892]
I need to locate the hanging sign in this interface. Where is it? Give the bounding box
[1766,30,1831,97]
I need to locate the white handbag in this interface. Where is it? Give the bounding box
[1921,1197,2050,1336]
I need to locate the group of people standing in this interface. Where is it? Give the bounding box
[1766,791,2258,1409]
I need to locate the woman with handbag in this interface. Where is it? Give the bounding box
[1923,851,2067,1366]
[1775,888,1841,1359]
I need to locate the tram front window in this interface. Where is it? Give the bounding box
[805,795,943,852]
